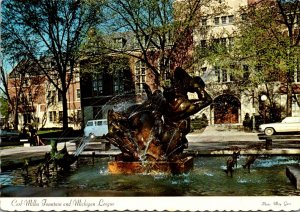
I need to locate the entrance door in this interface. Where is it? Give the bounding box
[214,95,240,124]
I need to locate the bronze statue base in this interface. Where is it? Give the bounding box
[108,156,193,174]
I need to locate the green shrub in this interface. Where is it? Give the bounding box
[191,114,208,131]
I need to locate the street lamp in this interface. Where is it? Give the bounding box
[261,95,267,123]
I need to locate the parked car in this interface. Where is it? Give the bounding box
[84,119,108,138]
[259,117,300,136]
[0,129,20,142]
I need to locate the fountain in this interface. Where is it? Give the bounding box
[105,67,212,174]
[1,156,300,196]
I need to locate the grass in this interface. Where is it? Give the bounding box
[37,129,62,135]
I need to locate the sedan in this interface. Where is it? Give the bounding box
[259,117,300,136]
[0,129,20,142]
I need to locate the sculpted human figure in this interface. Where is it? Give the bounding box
[159,67,213,159]
[106,67,212,162]
[163,67,212,121]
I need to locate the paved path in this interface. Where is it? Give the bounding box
[186,126,300,155]
[187,126,259,142]
[1,127,300,171]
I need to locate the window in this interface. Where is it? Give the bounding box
[215,66,230,83]
[47,91,56,104]
[157,57,171,81]
[28,94,33,103]
[230,65,237,81]
[201,67,207,76]
[222,69,228,82]
[58,92,63,102]
[220,38,227,47]
[228,37,234,49]
[49,111,57,122]
[76,89,81,99]
[59,111,63,122]
[292,95,300,112]
[75,72,80,82]
[135,60,146,93]
[201,18,207,26]
[114,37,127,49]
[92,74,103,96]
[200,40,207,48]
[86,121,93,126]
[22,79,30,87]
[113,71,125,94]
[241,13,247,21]
[77,110,82,121]
[23,113,32,124]
[53,111,57,122]
[215,67,220,82]
[214,17,220,25]
[213,38,220,45]
[221,16,227,24]
[228,15,234,23]
[243,65,250,80]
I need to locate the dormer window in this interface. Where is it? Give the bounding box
[114,37,127,49]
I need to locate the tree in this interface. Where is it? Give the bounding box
[2,0,104,130]
[1,59,46,129]
[89,0,225,87]
[0,95,9,128]
[197,0,300,118]
[242,0,300,117]
[0,66,11,123]
[0,61,27,130]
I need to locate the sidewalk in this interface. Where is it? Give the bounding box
[1,127,299,171]
[186,126,300,155]
[187,126,260,142]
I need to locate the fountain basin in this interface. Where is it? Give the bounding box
[108,156,193,174]
[1,156,300,196]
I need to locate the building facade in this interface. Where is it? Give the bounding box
[191,0,300,126]
[5,0,300,131]
[80,54,160,125]
[7,59,82,130]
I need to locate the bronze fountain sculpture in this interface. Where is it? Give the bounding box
[105,67,212,174]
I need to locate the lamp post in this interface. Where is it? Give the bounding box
[261,95,267,123]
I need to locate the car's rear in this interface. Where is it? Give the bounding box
[84,119,108,138]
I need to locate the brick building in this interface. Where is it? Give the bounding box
[7,59,81,130]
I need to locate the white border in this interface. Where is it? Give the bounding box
[1,196,300,211]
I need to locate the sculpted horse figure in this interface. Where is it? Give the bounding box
[105,67,212,162]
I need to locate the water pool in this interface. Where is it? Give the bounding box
[1,156,299,196]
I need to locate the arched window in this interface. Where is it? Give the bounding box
[135,60,146,93]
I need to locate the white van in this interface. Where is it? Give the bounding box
[84,119,108,138]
